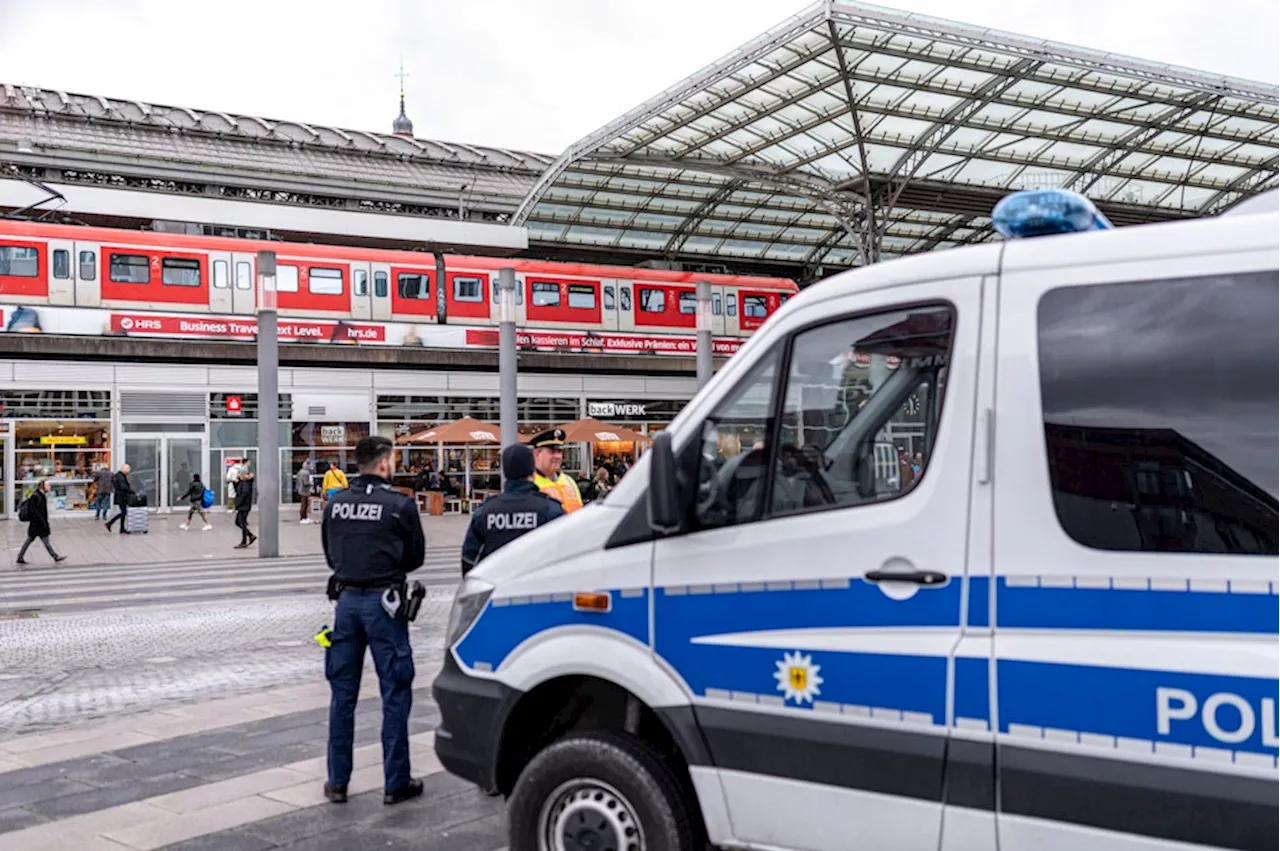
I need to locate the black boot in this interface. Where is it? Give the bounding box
[383,778,423,805]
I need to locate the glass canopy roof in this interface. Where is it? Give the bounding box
[515,1,1279,272]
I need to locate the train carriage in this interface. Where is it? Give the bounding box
[0,221,797,340]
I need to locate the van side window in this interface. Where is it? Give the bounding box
[1038,272,1278,555]
[768,305,954,515]
[692,348,780,530]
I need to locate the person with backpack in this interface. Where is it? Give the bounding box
[16,480,66,566]
[179,473,213,531]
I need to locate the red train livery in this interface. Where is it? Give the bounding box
[0,221,797,338]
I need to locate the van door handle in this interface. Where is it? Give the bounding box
[864,569,948,586]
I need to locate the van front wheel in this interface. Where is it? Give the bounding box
[508,731,700,851]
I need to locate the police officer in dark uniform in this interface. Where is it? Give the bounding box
[321,435,426,805]
[461,443,565,575]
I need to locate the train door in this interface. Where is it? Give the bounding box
[74,243,101,306]
[231,253,256,314]
[209,251,233,313]
[711,285,727,336]
[600,279,621,331]
[370,262,392,320]
[350,260,372,320]
[616,281,635,331]
[46,239,75,305]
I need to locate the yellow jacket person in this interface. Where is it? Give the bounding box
[528,428,583,513]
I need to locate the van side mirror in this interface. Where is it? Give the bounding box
[647,430,682,535]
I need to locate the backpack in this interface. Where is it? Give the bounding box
[17,495,34,522]
[201,487,215,509]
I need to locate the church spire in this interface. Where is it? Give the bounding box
[392,57,414,137]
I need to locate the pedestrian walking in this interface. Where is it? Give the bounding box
[233,462,257,549]
[104,463,135,535]
[296,460,315,524]
[322,461,348,501]
[321,435,426,806]
[461,444,565,575]
[16,480,67,566]
[92,464,114,520]
[179,473,213,531]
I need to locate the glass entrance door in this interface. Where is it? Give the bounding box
[124,435,208,509]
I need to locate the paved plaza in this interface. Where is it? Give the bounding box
[0,511,507,850]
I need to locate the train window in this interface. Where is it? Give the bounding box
[79,251,96,281]
[604,285,616,310]
[235,261,252,290]
[374,271,388,298]
[727,293,738,316]
[213,260,230,289]
[109,253,150,284]
[162,258,201,287]
[398,273,430,300]
[277,265,299,292]
[353,269,368,297]
[620,287,631,312]
[0,245,39,277]
[713,293,722,315]
[52,249,70,279]
[568,285,596,310]
[454,276,484,303]
[531,282,560,307]
[309,267,343,295]
[743,295,768,318]
[638,288,665,313]
[678,292,697,314]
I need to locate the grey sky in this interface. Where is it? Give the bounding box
[0,0,1275,153]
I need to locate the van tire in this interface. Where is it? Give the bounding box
[507,730,700,851]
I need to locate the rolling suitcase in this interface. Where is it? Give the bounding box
[125,505,150,534]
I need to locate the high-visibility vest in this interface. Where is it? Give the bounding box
[534,472,583,513]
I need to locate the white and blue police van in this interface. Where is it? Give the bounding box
[433,189,1278,851]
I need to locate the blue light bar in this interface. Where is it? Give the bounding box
[991,189,1113,239]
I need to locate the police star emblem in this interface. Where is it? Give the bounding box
[774,650,823,705]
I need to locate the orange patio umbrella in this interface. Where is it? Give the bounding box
[398,417,503,445]
[555,418,651,445]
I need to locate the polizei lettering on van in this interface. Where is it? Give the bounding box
[487,512,538,531]
[330,502,384,521]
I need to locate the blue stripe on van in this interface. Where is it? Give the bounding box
[953,656,990,727]
[455,589,649,672]
[995,579,1278,634]
[998,660,1279,757]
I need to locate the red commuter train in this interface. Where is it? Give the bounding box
[0,220,798,338]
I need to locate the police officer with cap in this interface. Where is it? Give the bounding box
[462,443,565,575]
[528,428,584,513]
[321,435,426,806]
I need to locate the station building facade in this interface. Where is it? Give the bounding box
[2,359,695,518]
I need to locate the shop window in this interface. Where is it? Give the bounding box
[276,265,299,292]
[213,260,230,290]
[52,249,70,280]
[531,282,560,307]
[0,245,38,277]
[454,276,484,303]
[398,273,430,300]
[16,419,113,515]
[678,292,697,314]
[568,285,596,310]
[309,267,344,295]
[354,269,369,297]
[235,261,253,291]
[109,253,150,284]
[79,250,97,281]
[162,257,201,287]
[638,288,665,312]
